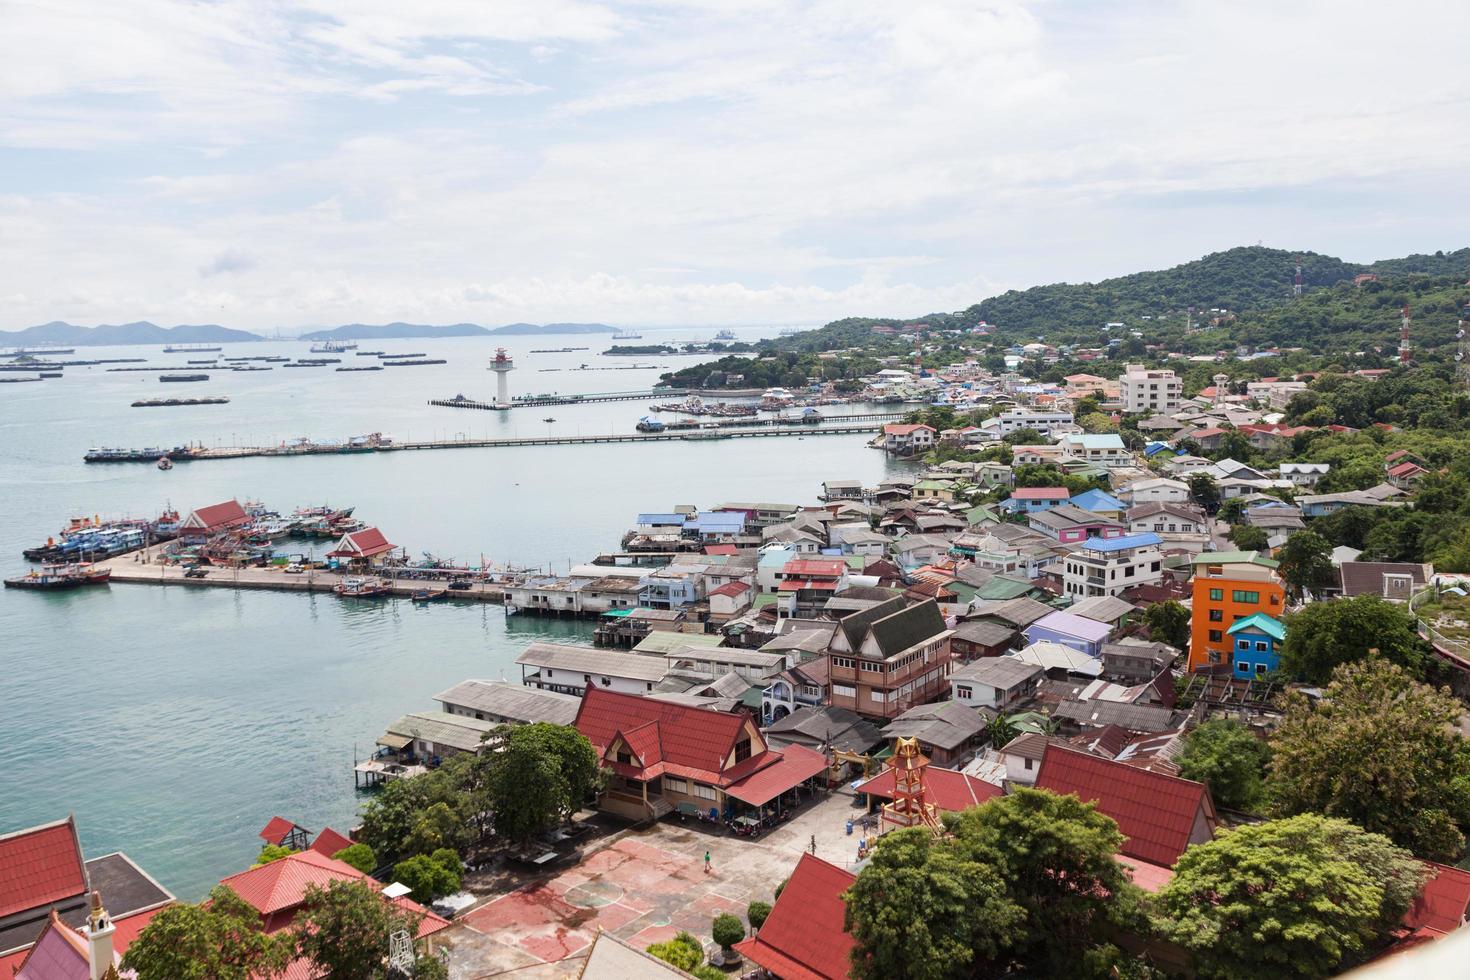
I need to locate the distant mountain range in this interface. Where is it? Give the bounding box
[0,320,621,346]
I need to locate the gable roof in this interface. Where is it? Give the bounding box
[306,827,354,858]
[1011,487,1071,501]
[867,600,948,659]
[1035,746,1214,866]
[326,527,394,559]
[1226,612,1285,641]
[1028,610,1112,643]
[733,854,856,980]
[1339,561,1432,597]
[834,596,908,651]
[573,687,761,785]
[259,816,309,846]
[1404,862,1470,936]
[182,499,248,530]
[857,764,1003,813]
[0,817,87,920]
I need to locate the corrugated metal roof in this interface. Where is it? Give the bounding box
[383,712,498,753]
[432,679,580,726]
[516,642,669,681]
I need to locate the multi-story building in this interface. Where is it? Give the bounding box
[1188,551,1286,671]
[982,409,1075,437]
[1119,364,1183,415]
[1056,433,1132,468]
[1061,533,1164,599]
[826,597,954,720]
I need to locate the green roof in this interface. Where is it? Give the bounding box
[752,593,779,609]
[1005,711,1051,735]
[947,582,980,603]
[1227,612,1285,641]
[914,480,953,491]
[976,577,1035,601]
[1192,550,1280,569]
[632,631,726,654]
[602,609,634,618]
[965,505,1000,525]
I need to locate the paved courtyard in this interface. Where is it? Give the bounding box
[439,788,872,978]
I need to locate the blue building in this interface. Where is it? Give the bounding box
[1226,612,1285,679]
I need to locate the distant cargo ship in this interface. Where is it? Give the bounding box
[163,344,222,353]
[310,339,358,353]
[160,374,209,382]
[612,330,643,340]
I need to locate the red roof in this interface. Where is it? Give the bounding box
[574,687,771,787]
[704,544,738,556]
[883,424,934,436]
[0,817,87,919]
[857,765,1003,813]
[1117,855,1174,893]
[1011,487,1070,500]
[726,745,830,807]
[306,827,354,858]
[778,579,839,592]
[734,854,855,980]
[183,499,249,531]
[708,581,751,599]
[1035,746,1215,866]
[259,816,307,846]
[783,559,846,577]
[1387,461,1427,478]
[326,527,394,559]
[1404,862,1470,935]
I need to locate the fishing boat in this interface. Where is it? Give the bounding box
[4,563,112,590]
[542,417,556,423]
[411,588,447,603]
[157,456,173,470]
[335,577,389,598]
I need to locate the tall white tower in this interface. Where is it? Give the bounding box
[488,348,514,408]
[1213,372,1229,409]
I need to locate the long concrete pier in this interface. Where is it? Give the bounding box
[84,420,887,464]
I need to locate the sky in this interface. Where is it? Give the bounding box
[2,0,1469,331]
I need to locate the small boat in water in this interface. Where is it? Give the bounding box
[4,562,112,590]
[334,577,389,598]
[542,417,556,423]
[411,588,448,603]
[157,456,173,470]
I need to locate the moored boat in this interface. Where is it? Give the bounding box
[4,563,112,590]
[334,577,389,598]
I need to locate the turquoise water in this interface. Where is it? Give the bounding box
[0,328,902,898]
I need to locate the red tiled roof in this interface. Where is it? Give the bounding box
[617,721,664,768]
[708,581,751,598]
[883,424,934,435]
[778,579,839,592]
[326,527,394,558]
[259,816,306,846]
[1035,746,1215,866]
[1116,855,1174,894]
[734,854,855,980]
[0,817,87,919]
[574,688,768,786]
[857,765,1003,813]
[704,544,738,556]
[1011,487,1070,500]
[306,827,354,858]
[726,745,829,807]
[1387,461,1426,478]
[784,559,846,577]
[184,499,248,530]
[1405,862,1470,935]
[112,904,168,953]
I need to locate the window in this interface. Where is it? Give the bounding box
[1023,758,1034,771]
[1232,590,1260,604]
[870,691,888,703]
[616,751,632,765]
[1255,641,1268,652]
[956,685,973,700]
[832,684,856,698]
[1269,594,1281,606]
[1256,664,1269,677]
[734,738,752,763]
[1209,609,1223,622]
[692,783,717,801]
[1208,630,1223,643]
[1209,588,1224,601]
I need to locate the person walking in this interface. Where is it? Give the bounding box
[703,850,712,875]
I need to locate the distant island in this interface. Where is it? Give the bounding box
[0,320,622,346]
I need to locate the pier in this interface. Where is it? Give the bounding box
[83,420,889,464]
[430,389,665,410]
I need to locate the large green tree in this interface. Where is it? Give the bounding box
[1278,594,1428,683]
[1270,658,1470,861]
[1188,474,1220,514]
[295,879,429,980]
[356,765,471,864]
[1155,814,1427,979]
[121,886,293,980]
[1275,529,1337,601]
[1141,600,1189,651]
[485,722,601,845]
[1176,720,1270,812]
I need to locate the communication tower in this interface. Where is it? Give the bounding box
[1399,305,1412,365]
[1293,259,1304,298]
[1457,303,1470,389]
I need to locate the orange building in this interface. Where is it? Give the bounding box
[1188,551,1285,671]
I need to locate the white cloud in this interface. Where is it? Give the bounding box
[1,0,1468,329]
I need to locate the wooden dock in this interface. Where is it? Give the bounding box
[83,420,889,464]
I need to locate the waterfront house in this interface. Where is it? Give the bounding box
[826,597,954,721]
[715,502,801,528]
[325,526,395,569]
[683,512,748,545]
[434,679,580,726]
[880,701,990,768]
[1227,612,1284,679]
[1002,486,1071,515]
[1024,611,1112,658]
[663,644,786,683]
[516,642,668,695]
[950,657,1043,711]
[0,816,175,979]
[1188,551,1285,670]
[638,564,702,609]
[881,423,935,456]
[734,854,856,980]
[379,711,498,759]
[573,687,829,822]
[178,498,250,542]
[821,479,864,501]
[1036,746,1218,867]
[1061,533,1164,600]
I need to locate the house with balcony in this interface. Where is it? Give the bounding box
[760,659,829,723]
[826,597,954,720]
[981,409,1075,436]
[1028,503,1125,544]
[1061,533,1164,600]
[777,558,849,617]
[881,424,936,456]
[1057,433,1132,468]
[1279,462,1329,488]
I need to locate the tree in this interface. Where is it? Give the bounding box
[1270,659,1470,860]
[1228,524,1268,552]
[1217,498,1246,524]
[647,931,705,971]
[357,766,470,864]
[1275,529,1336,600]
[296,879,420,980]
[1141,600,1189,650]
[333,842,377,874]
[253,844,296,865]
[747,900,771,932]
[985,713,1019,749]
[121,886,293,980]
[712,912,746,954]
[1278,594,1428,683]
[844,828,1025,980]
[404,801,470,857]
[1176,720,1270,812]
[1155,814,1428,979]
[393,848,462,902]
[485,723,602,845]
[1188,473,1220,514]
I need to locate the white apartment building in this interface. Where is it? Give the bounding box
[1119,364,1183,415]
[1061,532,1164,599]
[982,410,1075,436]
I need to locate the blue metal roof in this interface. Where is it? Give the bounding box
[636,513,686,524]
[1080,532,1162,553]
[1070,488,1125,512]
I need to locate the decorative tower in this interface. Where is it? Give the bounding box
[84,890,116,980]
[1213,372,1229,409]
[879,737,942,834]
[488,348,515,408]
[1400,305,1412,365]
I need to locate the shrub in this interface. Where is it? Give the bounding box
[331,843,376,874]
[747,900,772,931]
[712,912,745,951]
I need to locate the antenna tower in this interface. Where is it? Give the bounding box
[1293,259,1303,298]
[1399,305,1412,365]
[1457,302,1470,389]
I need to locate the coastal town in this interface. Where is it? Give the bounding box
[7,335,1470,979]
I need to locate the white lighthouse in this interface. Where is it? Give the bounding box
[488,348,514,408]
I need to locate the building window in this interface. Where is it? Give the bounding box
[1023,758,1033,771]
[1256,641,1268,652]
[617,751,632,765]
[1209,588,1223,601]
[1209,609,1223,622]
[833,684,856,698]
[1208,630,1223,643]
[956,685,973,700]
[1256,664,1269,677]
[1232,590,1260,604]
[692,783,717,801]
[664,776,688,794]
[734,738,752,763]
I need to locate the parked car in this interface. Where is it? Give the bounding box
[183,567,208,579]
[284,563,304,574]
